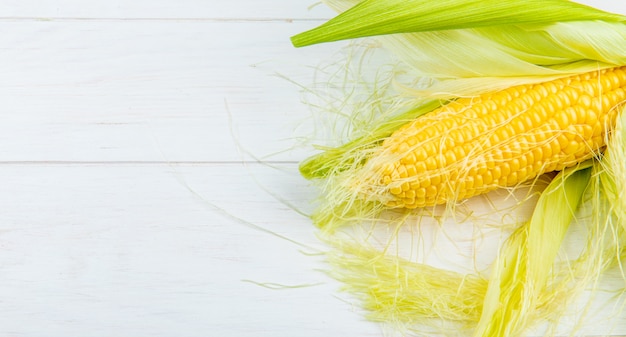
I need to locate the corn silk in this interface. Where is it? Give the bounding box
[292,0,626,336]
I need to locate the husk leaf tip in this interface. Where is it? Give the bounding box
[291,0,626,47]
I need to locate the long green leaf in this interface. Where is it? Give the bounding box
[292,0,625,47]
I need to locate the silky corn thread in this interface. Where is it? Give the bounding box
[367,66,626,208]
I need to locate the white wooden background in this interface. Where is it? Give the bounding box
[1,1,625,336]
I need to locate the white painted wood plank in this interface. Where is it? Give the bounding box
[0,163,624,336]
[0,163,381,337]
[1,1,621,164]
[0,0,334,20]
[0,0,624,336]
[571,0,626,14]
[0,20,334,162]
[0,0,619,19]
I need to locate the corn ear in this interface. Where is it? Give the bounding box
[292,1,626,336]
[361,67,626,209]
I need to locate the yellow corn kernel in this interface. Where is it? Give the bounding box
[371,66,626,208]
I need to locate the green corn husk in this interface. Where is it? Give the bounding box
[292,0,626,336]
[474,163,592,337]
[292,0,625,47]
[299,1,626,183]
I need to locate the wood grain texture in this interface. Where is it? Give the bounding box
[0,0,335,19]
[0,163,382,337]
[0,0,625,336]
[0,19,337,163]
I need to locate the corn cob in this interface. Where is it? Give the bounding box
[363,66,626,208]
